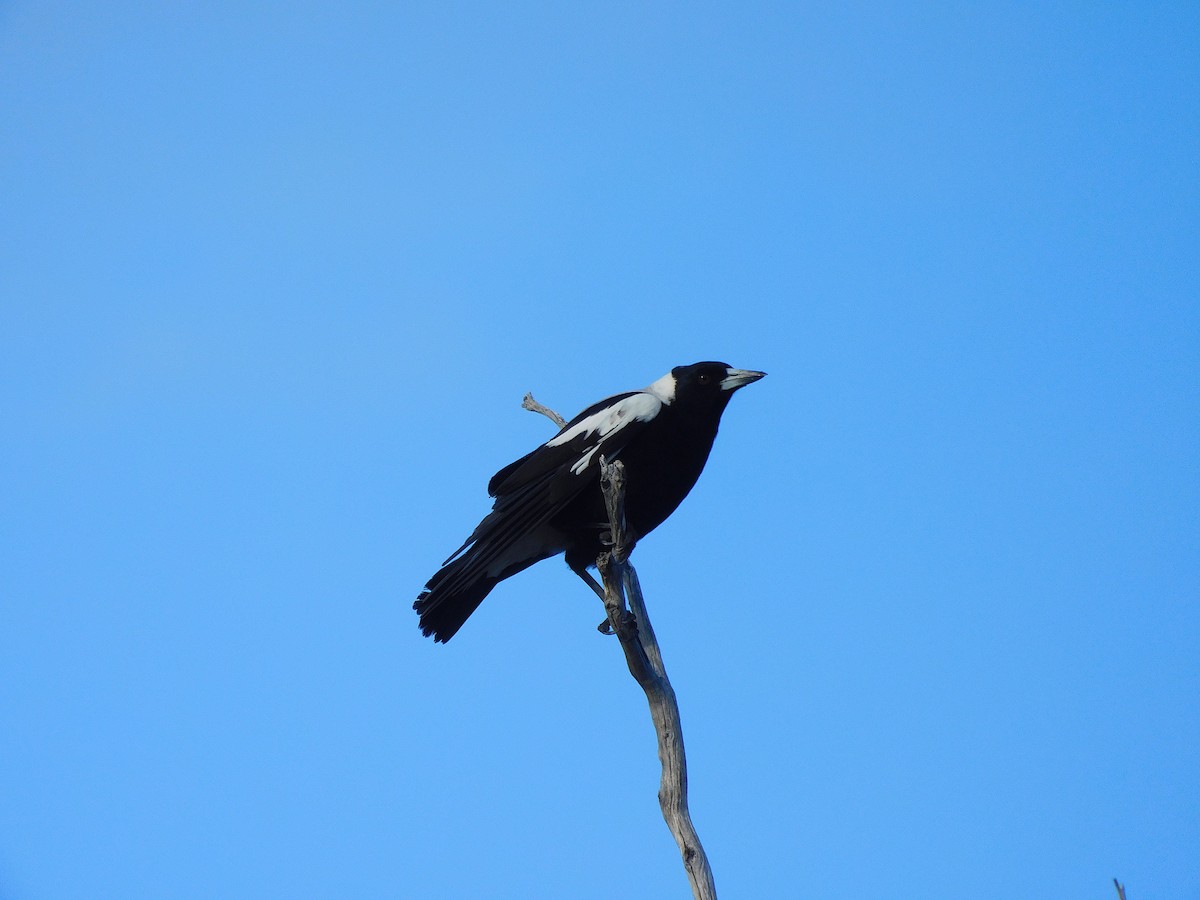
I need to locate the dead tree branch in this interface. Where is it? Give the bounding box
[522,392,567,429]
[521,392,716,898]
[597,457,717,900]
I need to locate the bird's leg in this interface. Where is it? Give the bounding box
[569,560,620,635]
[573,565,606,601]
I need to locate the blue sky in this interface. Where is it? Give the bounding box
[1,3,1197,898]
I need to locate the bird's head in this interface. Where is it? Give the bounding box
[651,361,766,411]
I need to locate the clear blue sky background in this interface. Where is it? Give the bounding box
[1,3,1197,899]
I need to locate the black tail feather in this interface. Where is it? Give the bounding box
[414,557,500,643]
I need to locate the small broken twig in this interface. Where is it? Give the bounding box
[522,392,567,429]
[1113,878,1127,900]
[598,457,717,900]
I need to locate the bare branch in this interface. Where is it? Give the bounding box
[1113,878,1127,900]
[521,392,566,429]
[597,457,717,900]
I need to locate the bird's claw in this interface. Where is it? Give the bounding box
[596,610,636,636]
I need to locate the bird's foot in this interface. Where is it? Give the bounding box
[596,610,636,636]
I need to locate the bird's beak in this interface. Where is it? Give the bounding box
[720,368,766,392]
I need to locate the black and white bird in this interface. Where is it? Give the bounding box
[414,361,765,642]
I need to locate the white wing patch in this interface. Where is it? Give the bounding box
[547,391,662,475]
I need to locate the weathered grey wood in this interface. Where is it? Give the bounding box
[597,457,717,900]
[521,391,567,429]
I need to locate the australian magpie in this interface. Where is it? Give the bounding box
[414,361,765,642]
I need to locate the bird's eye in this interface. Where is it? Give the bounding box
[697,374,709,384]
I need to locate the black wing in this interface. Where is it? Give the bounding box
[440,389,663,575]
[415,389,665,641]
[487,391,643,497]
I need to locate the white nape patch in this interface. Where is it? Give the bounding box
[547,392,663,475]
[645,371,677,404]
